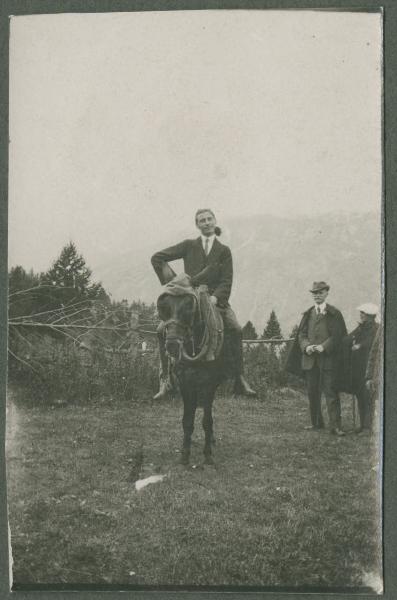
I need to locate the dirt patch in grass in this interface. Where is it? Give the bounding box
[6,387,382,590]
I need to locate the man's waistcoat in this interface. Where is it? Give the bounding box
[301,305,346,371]
[307,310,330,345]
[285,304,347,377]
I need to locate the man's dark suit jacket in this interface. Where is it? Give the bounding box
[342,320,379,393]
[285,304,347,383]
[151,237,233,307]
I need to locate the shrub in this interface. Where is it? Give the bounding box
[244,345,278,395]
[8,335,159,405]
[243,342,302,396]
[8,331,302,405]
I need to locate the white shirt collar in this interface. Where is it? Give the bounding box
[315,302,327,314]
[201,234,216,253]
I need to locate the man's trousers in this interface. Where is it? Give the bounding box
[355,383,371,430]
[217,306,244,375]
[305,364,341,430]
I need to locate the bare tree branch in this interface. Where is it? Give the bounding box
[7,348,42,375]
[9,322,131,332]
[8,300,89,322]
[50,305,92,325]
[8,284,77,298]
[12,326,35,349]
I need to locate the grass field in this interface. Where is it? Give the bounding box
[6,386,382,591]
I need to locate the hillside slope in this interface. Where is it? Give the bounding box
[92,211,382,333]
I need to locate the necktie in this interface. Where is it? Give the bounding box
[316,306,321,315]
[204,238,210,256]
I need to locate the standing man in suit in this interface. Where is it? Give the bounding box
[286,281,347,435]
[151,208,257,400]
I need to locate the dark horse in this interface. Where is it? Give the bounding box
[157,283,228,465]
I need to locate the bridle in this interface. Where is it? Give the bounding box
[161,294,212,363]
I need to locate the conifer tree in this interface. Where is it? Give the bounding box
[242,320,258,340]
[8,266,45,318]
[9,266,42,293]
[45,242,92,292]
[43,242,109,303]
[262,310,283,339]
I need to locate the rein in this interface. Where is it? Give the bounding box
[162,290,222,363]
[182,289,223,363]
[181,298,212,362]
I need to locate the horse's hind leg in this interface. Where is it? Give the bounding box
[181,392,197,465]
[202,399,215,465]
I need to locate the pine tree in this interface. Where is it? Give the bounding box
[262,310,283,339]
[9,266,42,293]
[8,266,45,318]
[43,242,110,304]
[289,324,299,339]
[45,242,92,293]
[242,320,258,340]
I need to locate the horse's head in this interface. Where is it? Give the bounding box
[157,293,197,362]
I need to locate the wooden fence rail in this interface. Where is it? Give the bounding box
[9,320,294,344]
[242,338,294,344]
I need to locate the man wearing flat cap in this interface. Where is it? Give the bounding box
[286,281,347,435]
[343,303,379,433]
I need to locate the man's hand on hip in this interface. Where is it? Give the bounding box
[209,295,218,306]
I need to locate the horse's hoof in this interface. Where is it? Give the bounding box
[180,449,190,465]
[204,454,214,465]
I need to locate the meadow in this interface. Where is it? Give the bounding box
[6,385,382,592]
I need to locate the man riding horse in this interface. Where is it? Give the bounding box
[151,208,257,399]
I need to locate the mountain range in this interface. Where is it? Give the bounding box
[91,211,382,335]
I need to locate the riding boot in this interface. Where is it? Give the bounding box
[153,379,171,401]
[230,330,257,397]
[153,326,175,400]
[234,374,257,397]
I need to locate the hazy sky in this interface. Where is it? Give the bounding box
[8,10,382,273]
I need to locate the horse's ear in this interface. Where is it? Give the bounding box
[161,263,177,284]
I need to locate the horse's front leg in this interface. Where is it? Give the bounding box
[202,395,215,465]
[181,391,197,465]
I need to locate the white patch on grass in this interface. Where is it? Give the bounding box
[135,474,166,491]
[362,571,383,594]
